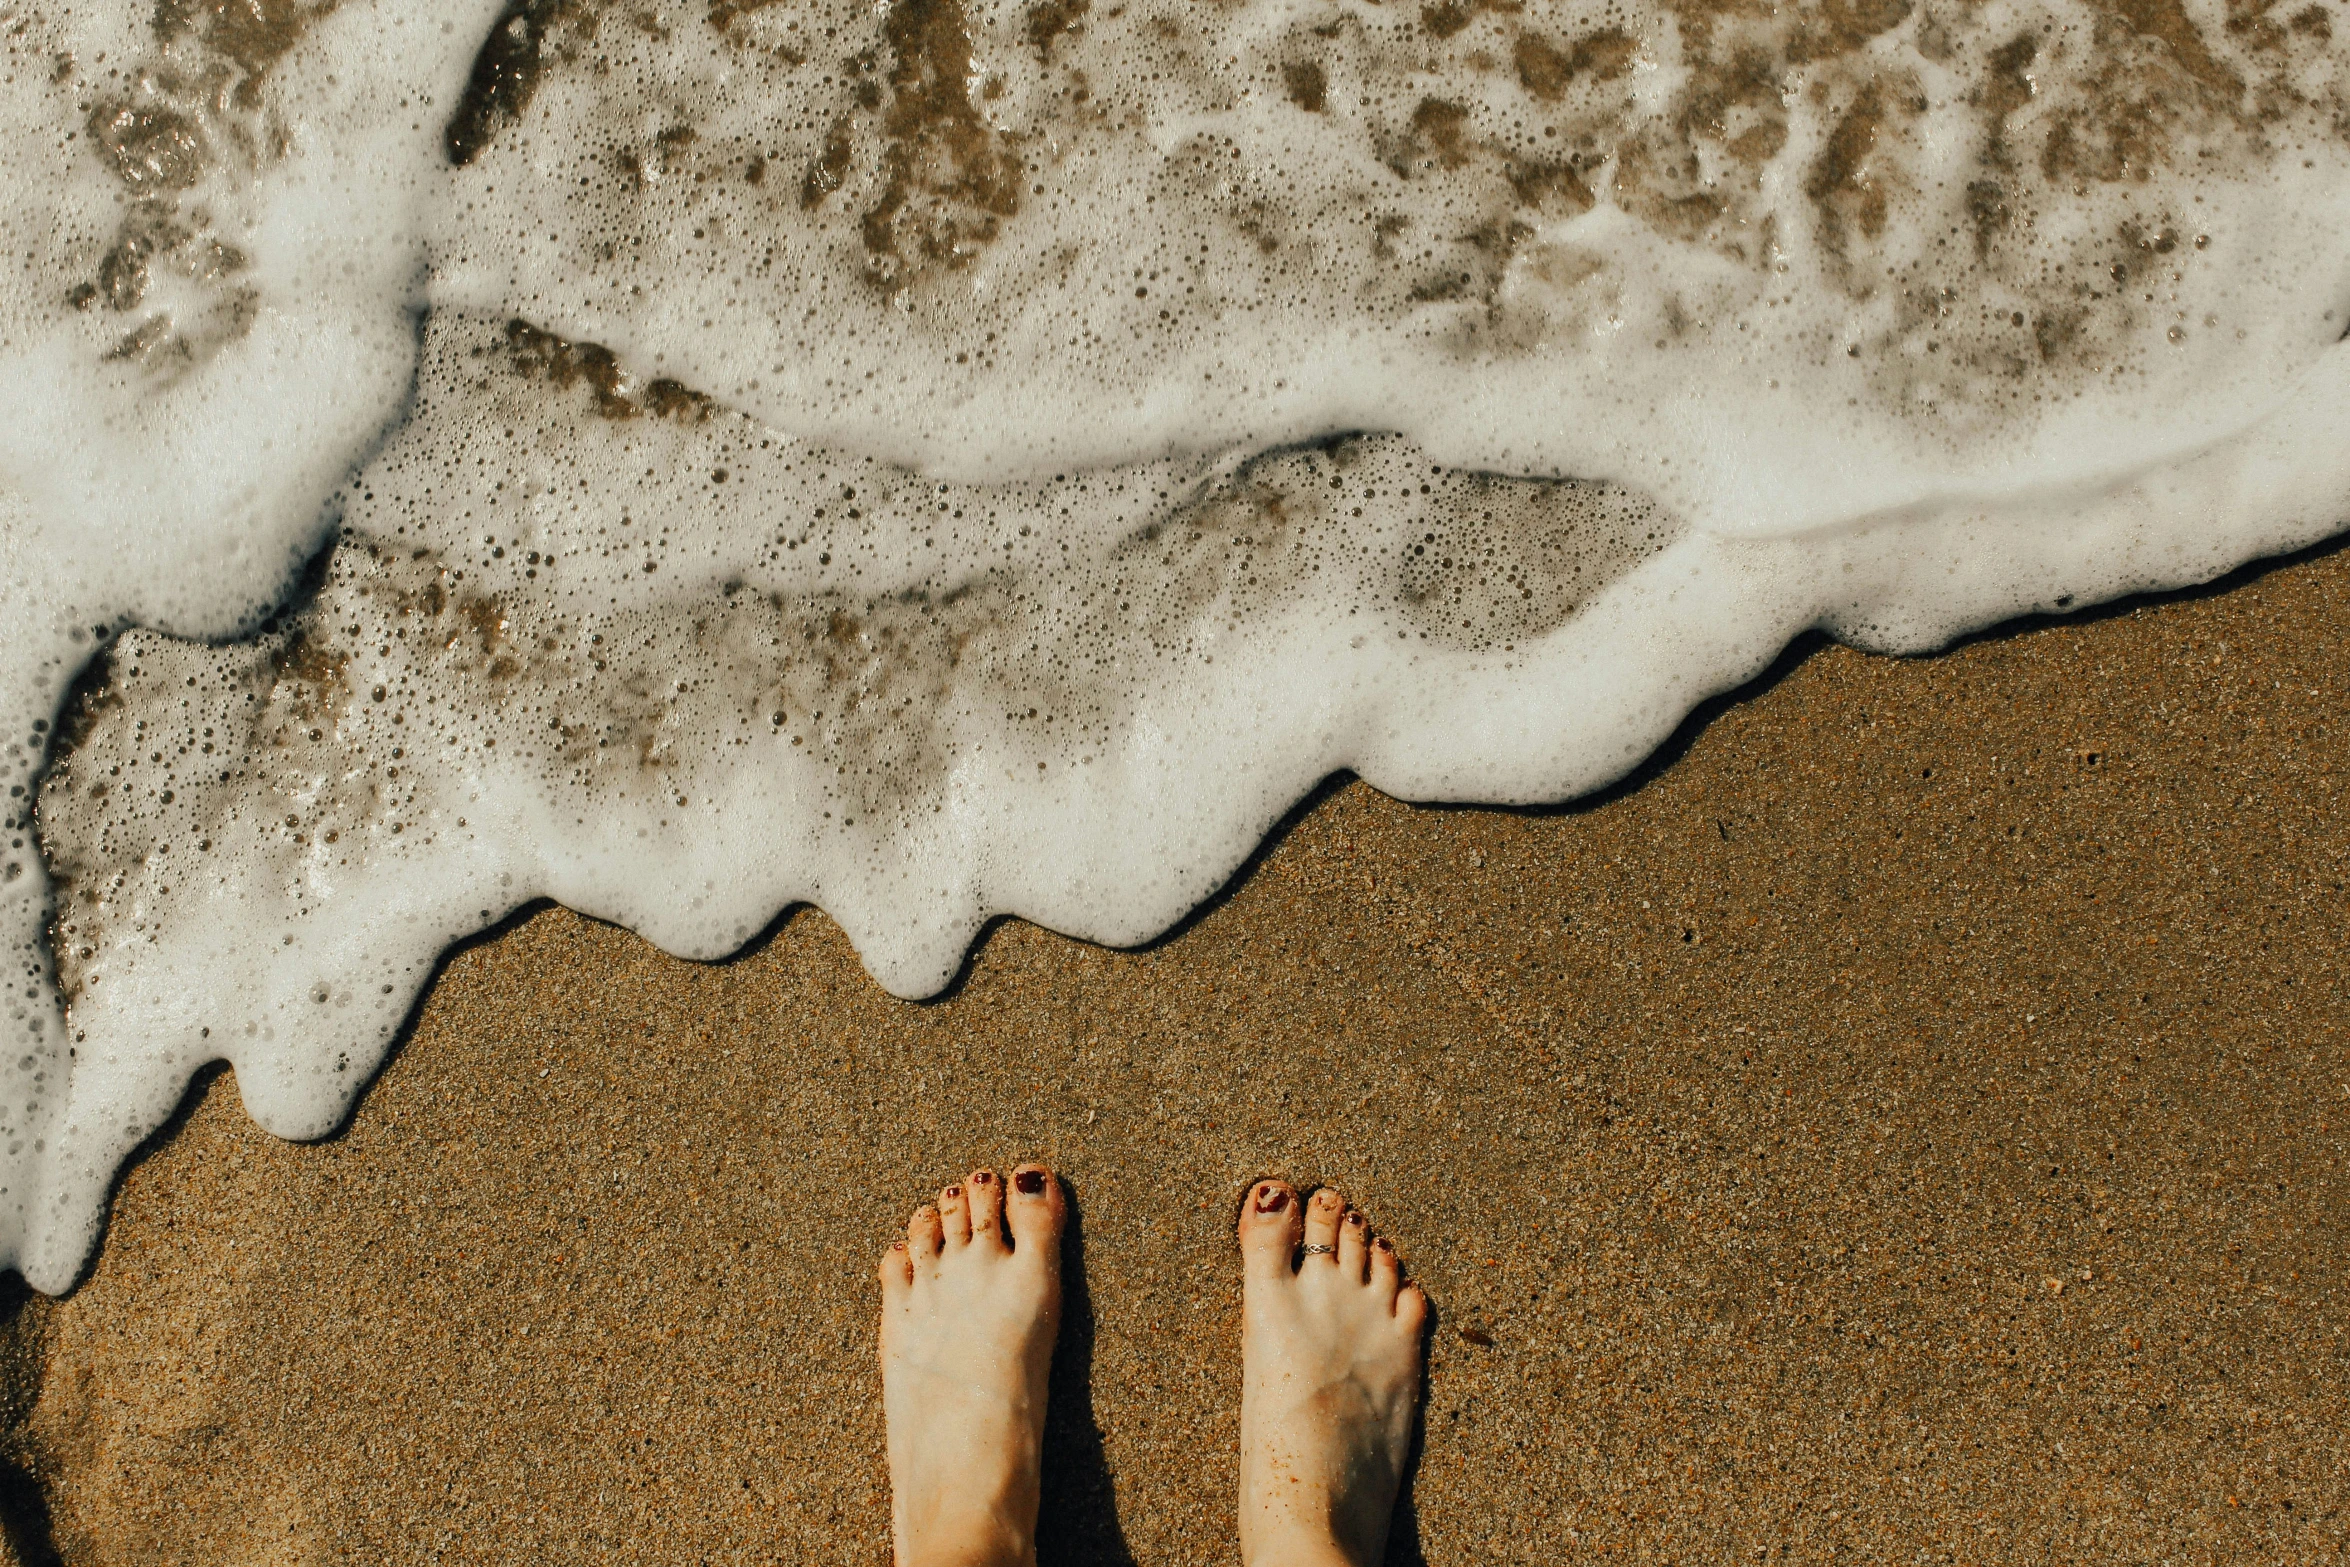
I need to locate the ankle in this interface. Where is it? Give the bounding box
[894,1489,1038,1567]
[895,1521,1035,1567]
[1242,1520,1379,1567]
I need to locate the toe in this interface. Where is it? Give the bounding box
[938,1182,971,1247]
[907,1203,943,1265]
[1338,1208,1370,1281]
[1395,1281,1430,1334]
[1368,1235,1403,1302]
[965,1169,1007,1251]
[1237,1180,1301,1280]
[1006,1164,1065,1258]
[879,1239,912,1296]
[1301,1186,1345,1265]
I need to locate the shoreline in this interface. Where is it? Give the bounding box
[1,539,2346,1563]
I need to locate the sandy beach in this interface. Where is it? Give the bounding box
[0,540,2344,1565]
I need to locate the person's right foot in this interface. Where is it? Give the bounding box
[1236,1181,1426,1567]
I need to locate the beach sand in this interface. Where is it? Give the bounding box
[0,543,2345,1564]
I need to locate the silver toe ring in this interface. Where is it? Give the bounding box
[1300,1243,1335,1255]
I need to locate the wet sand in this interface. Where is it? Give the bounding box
[0,544,2346,1564]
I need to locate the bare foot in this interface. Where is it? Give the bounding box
[878,1164,1065,1567]
[1237,1182,1426,1567]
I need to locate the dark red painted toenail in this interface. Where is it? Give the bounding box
[943,1185,961,1198]
[1255,1187,1289,1213]
[1375,1238,1394,1253]
[1015,1170,1046,1194]
[1347,1212,1366,1226]
[972,1172,993,1185]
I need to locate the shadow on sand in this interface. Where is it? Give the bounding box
[1035,1181,1138,1567]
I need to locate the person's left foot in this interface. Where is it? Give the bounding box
[878,1164,1065,1567]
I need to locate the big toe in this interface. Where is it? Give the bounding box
[1006,1164,1066,1259]
[1238,1179,1302,1278]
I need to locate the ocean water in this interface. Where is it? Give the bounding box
[0,0,2343,1289]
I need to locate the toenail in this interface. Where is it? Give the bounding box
[1374,1238,1394,1253]
[944,1185,961,1198]
[972,1172,993,1185]
[1346,1212,1365,1227]
[1015,1170,1046,1194]
[1254,1187,1289,1213]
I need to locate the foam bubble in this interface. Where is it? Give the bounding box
[0,0,2345,1288]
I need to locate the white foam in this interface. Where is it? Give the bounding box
[0,0,2345,1289]
[430,0,2350,527]
[0,0,504,1283]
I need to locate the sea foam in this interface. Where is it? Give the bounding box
[0,0,2344,1289]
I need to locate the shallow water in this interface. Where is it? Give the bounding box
[0,0,2343,1288]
